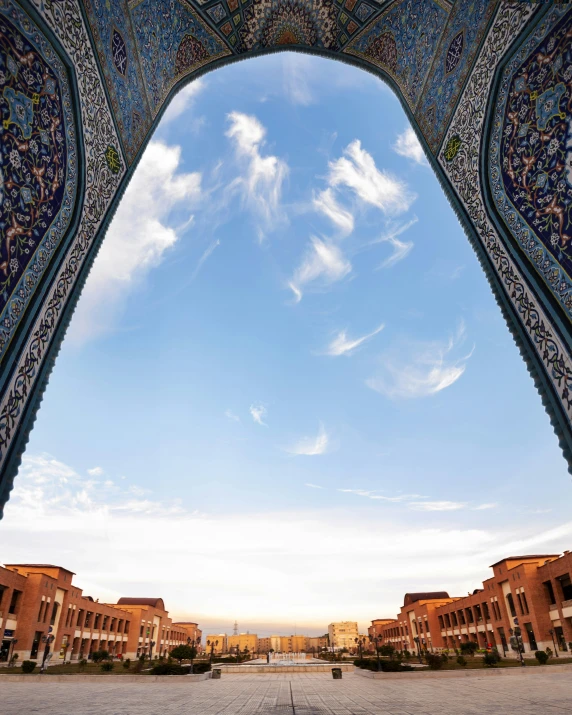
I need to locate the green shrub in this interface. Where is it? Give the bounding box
[460,642,478,656]
[122,658,131,670]
[483,651,501,667]
[425,653,444,670]
[535,650,549,665]
[21,660,37,674]
[441,653,449,662]
[191,661,211,674]
[151,663,186,675]
[379,644,395,658]
[91,650,110,663]
[402,650,411,660]
[100,661,114,672]
[456,655,467,666]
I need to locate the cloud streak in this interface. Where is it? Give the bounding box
[250,404,268,426]
[286,423,329,456]
[367,322,472,399]
[226,112,288,241]
[323,323,384,356]
[289,236,351,303]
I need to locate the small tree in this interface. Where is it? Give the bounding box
[535,650,549,665]
[21,660,37,674]
[379,644,395,658]
[456,655,467,667]
[459,641,478,657]
[170,644,197,667]
[483,650,501,667]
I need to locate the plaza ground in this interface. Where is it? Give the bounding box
[3,670,572,714]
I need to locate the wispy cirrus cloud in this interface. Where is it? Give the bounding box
[161,79,205,125]
[393,126,428,166]
[282,53,314,106]
[323,323,385,356]
[225,409,240,423]
[408,501,468,512]
[286,423,329,456]
[327,139,415,215]
[338,489,428,503]
[288,236,351,303]
[313,188,354,236]
[305,483,325,489]
[250,403,268,426]
[372,219,418,269]
[190,239,220,282]
[367,321,472,400]
[226,111,288,241]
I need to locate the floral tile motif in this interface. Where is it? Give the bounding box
[344,0,449,109]
[488,4,572,319]
[129,0,231,115]
[417,0,496,152]
[84,0,153,165]
[0,0,78,356]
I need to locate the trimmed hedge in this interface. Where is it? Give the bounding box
[21,660,37,674]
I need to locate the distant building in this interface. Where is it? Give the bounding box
[328,621,358,650]
[279,635,306,652]
[172,622,202,652]
[227,632,258,655]
[305,635,328,653]
[204,634,227,654]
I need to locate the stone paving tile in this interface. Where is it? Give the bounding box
[2,671,572,714]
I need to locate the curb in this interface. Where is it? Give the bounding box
[354,663,572,680]
[0,672,212,683]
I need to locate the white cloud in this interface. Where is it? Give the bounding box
[337,489,429,503]
[87,467,104,477]
[286,423,328,456]
[327,140,415,215]
[161,79,205,124]
[313,188,354,236]
[323,323,384,357]
[367,322,472,399]
[373,219,418,269]
[393,126,428,165]
[408,501,468,512]
[305,483,324,489]
[225,409,240,423]
[289,236,351,302]
[282,54,314,106]
[191,239,220,282]
[250,403,268,426]
[226,112,288,241]
[473,503,498,511]
[3,452,572,628]
[69,141,201,343]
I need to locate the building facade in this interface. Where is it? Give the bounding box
[376,552,572,658]
[328,621,358,650]
[227,633,258,655]
[204,634,227,654]
[0,564,200,663]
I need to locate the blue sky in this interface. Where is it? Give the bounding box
[2,52,571,637]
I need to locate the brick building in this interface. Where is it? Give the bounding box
[0,564,200,664]
[374,552,572,658]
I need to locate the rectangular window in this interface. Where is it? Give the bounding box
[50,601,60,626]
[124,621,130,634]
[103,616,108,630]
[458,610,466,625]
[444,614,451,628]
[506,593,517,618]
[474,604,482,621]
[524,622,537,651]
[521,591,529,615]
[8,589,22,615]
[85,611,92,628]
[483,602,490,620]
[557,574,572,601]
[543,580,556,605]
[451,612,458,626]
[516,592,524,615]
[31,631,43,659]
[77,609,84,628]
[438,615,445,629]
[140,625,144,637]
[466,608,474,623]
[94,614,100,629]
[37,600,44,622]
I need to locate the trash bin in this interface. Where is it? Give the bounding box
[332,667,342,679]
[212,668,222,679]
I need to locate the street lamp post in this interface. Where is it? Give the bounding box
[40,635,55,673]
[368,635,382,672]
[413,636,422,664]
[549,629,559,657]
[509,628,525,666]
[8,638,18,665]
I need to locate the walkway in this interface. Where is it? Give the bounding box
[3,671,572,714]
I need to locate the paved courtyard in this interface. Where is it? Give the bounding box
[3,671,572,714]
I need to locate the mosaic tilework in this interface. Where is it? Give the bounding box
[417,0,496,152]
[344,0,449,109]
[0,0,78,357]
[488,6,572,321]
[129,0,231,115]
[440,4,572,426]
[83,0,153,165]
[0,0,124,507]
[188,0,391,54]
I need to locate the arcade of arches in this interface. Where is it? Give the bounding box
[1,0,572,513]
